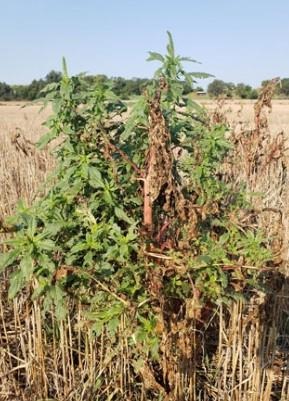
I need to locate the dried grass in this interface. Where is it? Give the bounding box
[0,103,53,218]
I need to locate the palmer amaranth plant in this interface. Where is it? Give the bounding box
[0,33,288,401]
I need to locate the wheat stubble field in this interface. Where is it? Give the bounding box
[0,102,52,217]
[203,99,289,133]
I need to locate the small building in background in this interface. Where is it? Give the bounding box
[196,91,207,96]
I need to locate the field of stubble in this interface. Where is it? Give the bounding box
[0,99,288,218]
[0,102,52,217]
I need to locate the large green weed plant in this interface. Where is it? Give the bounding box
[0,33,271,396]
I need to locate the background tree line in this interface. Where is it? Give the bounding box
[0,72,154,101]
[0,71,195,101]
[1,71,289,101]
[207,78,289,99]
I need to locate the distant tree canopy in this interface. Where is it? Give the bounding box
[45,70,62,84]
[11,70,63,101]
[280,79,289,96]
[207,80,236,98]
[0,70,196,102]
[235,83,258,99]
[0,72,153,101]
[262,78,289,97]
[208,79,258,99]
[0,82,14,101]
[111,77,151,99]
[1,72,289,102]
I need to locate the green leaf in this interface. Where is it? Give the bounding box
[36,131,58,149]
[38,239,55,252]
[92,320,104,336]
[166,31,175,57]
[147,52,164,62]
[0,249,20,272]
[45,222,63,236]
[107,317,119,336]
[31,278,49,299]
[51,285,68,321]
[40,81,59,94]
[62,57,68,78]
[197,255,212,265]
[55,301,67,321]
[8,270,25,299]
[114,207,134,225]
[70,242,88,254]
[89,167,105,189]
[189,72,214,79]
[180,56,200,64]
[20,255,34,279]
[37,253,56,274]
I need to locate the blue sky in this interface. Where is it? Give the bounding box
[1,0,289,87]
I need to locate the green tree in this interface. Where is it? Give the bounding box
[26,79,46,100]
[0,82,13,100]
[280,78,289,97]
[45,70,62,84]
[12,85,29,100]
[207,79,228,97]
[261,79,270,88]
[112,77,150,99]
[112,76,128,98]
[235,83,258,99]
[225,82,236,98]
[94,74,108,86]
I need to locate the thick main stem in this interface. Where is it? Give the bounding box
[143,176,152,230]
